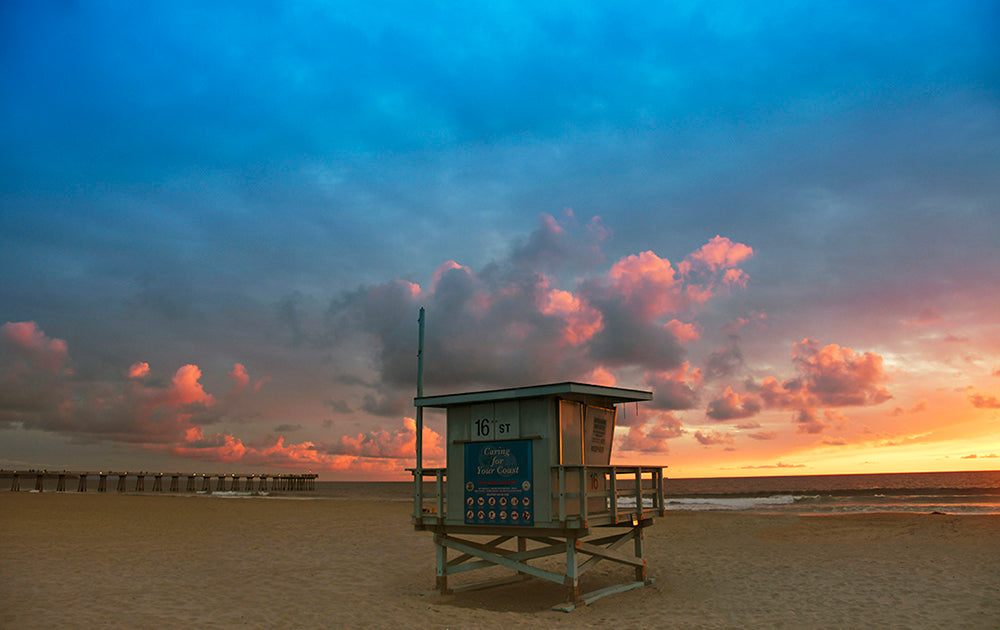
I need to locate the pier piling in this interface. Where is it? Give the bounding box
[2,469,318,495]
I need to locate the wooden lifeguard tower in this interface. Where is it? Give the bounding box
[410,380,666,610]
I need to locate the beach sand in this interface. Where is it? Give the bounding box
[2,492,998,629]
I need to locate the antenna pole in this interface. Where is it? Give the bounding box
[415,307,425,472]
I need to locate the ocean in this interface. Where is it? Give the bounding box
[12,470,1000,515]
[659,470,1000,514]
[313,470,1000,515]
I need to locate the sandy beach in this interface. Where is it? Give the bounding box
[1,492,998,629]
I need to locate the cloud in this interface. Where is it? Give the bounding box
[618,412,683,453]
[693,430,734,446]
[678,235,754,278]
[718,338,895,434]
[1,321,69,374]
[795,409,826,434]
[790,339,891,407]
[0,322,263,448]
[966,387,1000,409]
[741,462,806,470]
[644,362,702,411]
[704,342,744,380]
[128,362,150,379]
[326,417,444,461]
[326,215,754,389]
[172,417,444,473]
[705,386,762,421]
[0,219,755,471]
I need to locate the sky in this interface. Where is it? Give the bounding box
[2,1,999,480]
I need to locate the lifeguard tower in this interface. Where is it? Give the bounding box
[411,381,666,610]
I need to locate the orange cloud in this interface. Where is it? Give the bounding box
[166,364,216,407]
[619,412,683,453]
[170,418,445,473]
[966,387,1000,408]
[128,362,150,379]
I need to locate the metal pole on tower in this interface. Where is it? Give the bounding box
[416,307,425,471]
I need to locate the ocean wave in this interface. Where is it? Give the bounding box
[664,494,813,511]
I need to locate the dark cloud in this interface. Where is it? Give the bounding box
[705,387,762,421]
[704,342,743,380]
[644,365,701,411]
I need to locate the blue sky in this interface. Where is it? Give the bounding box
[2,1,999,478]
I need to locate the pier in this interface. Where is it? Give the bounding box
[0,469,318,494]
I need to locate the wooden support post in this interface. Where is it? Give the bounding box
[77,474,88,492]
[116,475,127,492]
[35,472,45,492]
[566,532,579,603]
[134,474,145,492]
[517,536,528,578]
[98,474,107,492]
[634,522,646,583]
[434,533,450,594]
[56,473,66,492]
[152,474,163,492]
[169,475,179,492]
[10,473,19,492]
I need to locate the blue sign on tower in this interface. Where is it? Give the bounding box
[464,439,533,526]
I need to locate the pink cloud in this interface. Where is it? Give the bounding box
[604,250,682,320]
[583,365,617,387]
[791,339,891,407]
[679,235,754,276]
[1,321,69,373]
[540,285,603,345]
[751,340,891,415]
[229,363,250,391]
[664,319,700,343]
